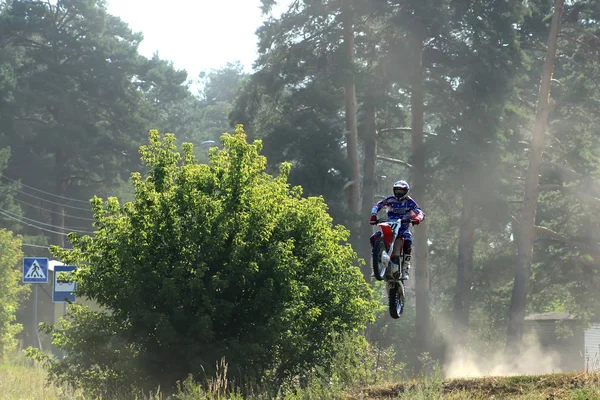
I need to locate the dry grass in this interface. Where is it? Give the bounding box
[346,371,600,399]
[0,362,83,400]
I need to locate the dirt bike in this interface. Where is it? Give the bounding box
[370,217,414,319]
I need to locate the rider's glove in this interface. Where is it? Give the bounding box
[411,219,421,225]
[369,214,377,225]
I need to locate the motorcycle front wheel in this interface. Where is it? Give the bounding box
[388,283,405,319]
[372,237,387,281]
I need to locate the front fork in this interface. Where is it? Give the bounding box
[381,233,400,277]
[381,247,392,269]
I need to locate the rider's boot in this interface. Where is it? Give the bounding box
[401,253,412,280]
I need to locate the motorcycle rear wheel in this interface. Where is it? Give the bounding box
[388,283,405,319]
[372,237,387,281]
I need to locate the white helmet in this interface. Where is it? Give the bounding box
[393,180,409,199]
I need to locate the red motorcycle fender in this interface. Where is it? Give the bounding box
[378,223,394,248]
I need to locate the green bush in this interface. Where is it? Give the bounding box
[31,126,376,396]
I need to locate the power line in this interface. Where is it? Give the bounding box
[0,206,94,234]
[0,181,94,212]
[10,196,96,221]
[0,174,90,204]
[0,209,75,236]
[21,243,50,249]
[21,243,73,250]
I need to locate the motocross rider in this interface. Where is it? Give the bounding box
[369,180,425,280]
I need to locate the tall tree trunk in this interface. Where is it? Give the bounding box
[505,0,564,356]
[411,33,431,361]
[342,0,361,221]
[360,102,377,278]
[452,187,476,347]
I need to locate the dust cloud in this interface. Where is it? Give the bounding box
[435,317,563,379]
[443,334,562,379]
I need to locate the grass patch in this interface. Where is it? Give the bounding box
[0,362,82,400]
[347,371,600,399]
[3,357,600,400]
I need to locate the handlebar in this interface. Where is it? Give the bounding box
[375,218,413,225]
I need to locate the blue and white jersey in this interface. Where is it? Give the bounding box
[371,195,425,224]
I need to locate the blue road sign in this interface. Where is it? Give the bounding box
[53,265,77,303]
[23,257,48,284]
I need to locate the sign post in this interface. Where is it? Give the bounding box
[53,265,77,303]
[22,257,48,349]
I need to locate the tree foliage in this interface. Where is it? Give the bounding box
[0,0,203,245]
[0,228,28,359]
[0,147,22,230]
[34,126,375,395]
[235,0,600,363]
